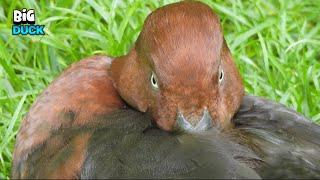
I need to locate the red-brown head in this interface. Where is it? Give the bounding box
[110,1,244,132]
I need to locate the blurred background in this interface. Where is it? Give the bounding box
[0,0,319,178]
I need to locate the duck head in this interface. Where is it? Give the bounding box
[110,1,244,132]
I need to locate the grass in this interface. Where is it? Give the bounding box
[0,0,319,178]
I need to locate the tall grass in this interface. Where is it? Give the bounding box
[0,0,319,178]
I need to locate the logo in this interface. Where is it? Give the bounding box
[12,9,45,35]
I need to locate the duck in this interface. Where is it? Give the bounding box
[11,1,320,179]
[11,55,261,179]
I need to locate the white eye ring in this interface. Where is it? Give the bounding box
[150,72,159,89]
[219,68,224,83]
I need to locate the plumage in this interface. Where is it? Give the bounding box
[234,96,320,179]
[13,108,262,179]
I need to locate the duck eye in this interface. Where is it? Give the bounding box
[219,68,224,83]
[151,72,159,90]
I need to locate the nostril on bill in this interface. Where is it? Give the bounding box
[175,109,213,132]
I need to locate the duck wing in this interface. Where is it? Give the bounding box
[234,95,320,179]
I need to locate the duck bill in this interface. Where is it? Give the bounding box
[175,109,213,132]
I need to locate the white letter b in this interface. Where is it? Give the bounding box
[13,10,22,24]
